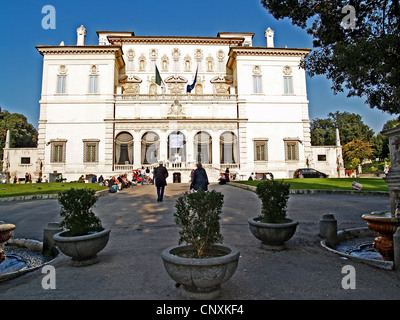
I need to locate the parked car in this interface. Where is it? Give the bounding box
[293,168,327,178]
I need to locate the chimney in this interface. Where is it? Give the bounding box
[265,27,274,48]
[76,25,87,46]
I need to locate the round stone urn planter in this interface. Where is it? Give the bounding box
[53,228,110,266]
[248,217,298,250]
[161,243,240,299]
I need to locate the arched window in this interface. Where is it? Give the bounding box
[168,131,186,162]
[115,132,133,165]
[194,131,212,164]
[141,132,159,164]
[220,131,237,164]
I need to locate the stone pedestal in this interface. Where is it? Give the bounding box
[42,222,62,254]
[362,125,400,261]
[393,228,400,271]
[319,213,338,247]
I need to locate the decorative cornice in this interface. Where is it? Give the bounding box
[230,46,311,57]
[227,46,311,68]
[107,36,244,46]
[36,45,125,67]
[36,45,123,56]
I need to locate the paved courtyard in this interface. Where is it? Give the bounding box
[0,182,399,301]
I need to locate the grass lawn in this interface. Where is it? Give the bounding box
[234,178,389,192]
[0,182,109,198]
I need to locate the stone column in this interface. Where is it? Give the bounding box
[134,130,141,167]
[212,131,220,169]
[185,130,194,167]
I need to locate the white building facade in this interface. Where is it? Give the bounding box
[2,26,344,183]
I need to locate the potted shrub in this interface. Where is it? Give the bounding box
[248,179,298,250]
[53,188,110,266]
[161,189,240,299]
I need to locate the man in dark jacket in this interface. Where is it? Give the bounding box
[154,161,168,202]
[192,163,209,191]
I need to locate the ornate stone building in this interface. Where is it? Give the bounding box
[2,26,344,183]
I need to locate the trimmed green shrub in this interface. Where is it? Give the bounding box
[174,189,224,258]
[255,179,290,223]
[58,188,102,236]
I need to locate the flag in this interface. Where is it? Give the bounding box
[155,65,164,86]
[351,181,363,190]
[186,66,198,93]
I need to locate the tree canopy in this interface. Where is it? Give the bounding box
[342,139,374,162]
[0,107,38,161]
[310,111,374,146]
[261,0,400,115]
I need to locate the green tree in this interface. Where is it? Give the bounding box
[371,118,400,159]
[342,139,373,163]
[311,111,374,146]
[260,0,400,116]
[0,107,38,161]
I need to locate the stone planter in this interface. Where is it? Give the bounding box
[248,217,298,250]
[53,228,110,266]
[161,244,240,299]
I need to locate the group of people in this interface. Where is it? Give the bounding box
[218,168,231,185]
[139,166,152,185]
[96,174,133,193]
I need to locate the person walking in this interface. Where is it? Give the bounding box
[145,167,150,185]
[141,166,146,185]
[192,163,209,191]
[154,161,168,202]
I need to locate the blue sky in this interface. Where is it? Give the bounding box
[0,0,396,133]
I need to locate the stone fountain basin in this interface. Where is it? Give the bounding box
[362,212,400,229]
[0,238,59,282]
[0,224,16,243]
[320,227,394,270]
[361,211,400,261]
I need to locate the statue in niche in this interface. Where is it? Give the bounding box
[149,84,157,94]
[390,137,400,169]
[207,60,213,71]
[139,59,145,71]
[162,59,168,71]
[195,84,203,94]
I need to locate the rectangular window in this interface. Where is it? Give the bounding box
[21,157,31,164]
[254,140,268,161]
[285,141,299,161]
[284,76,293,94]
[253,76,262,93]
[51,142,66,163]
[89,76,98,94]
[57,76,66,94]
[83,141,99,163]
[318,154,327,161]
